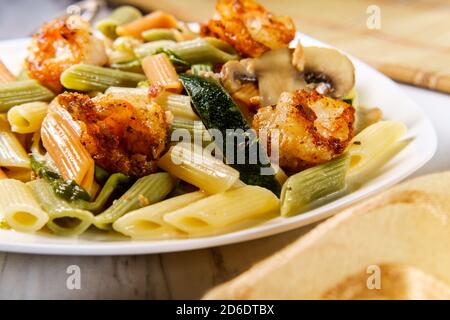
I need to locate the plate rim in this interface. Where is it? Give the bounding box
[0,34,437,255]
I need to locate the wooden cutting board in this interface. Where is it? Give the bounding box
[116,0,450,94]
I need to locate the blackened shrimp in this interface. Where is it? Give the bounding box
[25,15,108,93]
[253,90,355,174]
[55,92,169,178]
[202,0,296,58]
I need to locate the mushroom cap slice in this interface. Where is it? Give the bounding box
[253,48,307,106]
[303,46,355,99]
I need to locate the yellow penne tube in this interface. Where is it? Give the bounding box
[158,143,239,194]
[154,92,199,120]
[0,179,48,232]
[142,53,182,93]
[116,11,178,38]
[41,104,95,192]
[0,116,30,168]
[233,83,259,105]
[0,60,15,83]
[113,191,206,239]
[347,120,407,186]
[164,185,279,236]
[7,101,48,133]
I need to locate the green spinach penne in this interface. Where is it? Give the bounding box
[280,154,351,217]
[93,172,177,230]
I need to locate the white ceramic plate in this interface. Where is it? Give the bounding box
[0,34,437,255]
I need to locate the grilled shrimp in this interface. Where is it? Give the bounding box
[202,0,296,57]
[56,92,169,178]
[253,90,355,174]
[26,15,108,93]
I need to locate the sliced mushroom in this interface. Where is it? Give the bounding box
[221,46,354,108]
[220,59,257,94]
[253,48,307,107]
[220,59,259,122]
[302,46,355,99]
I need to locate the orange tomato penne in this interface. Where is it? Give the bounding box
[41,105,95,193]
[0,60,15,83]
[142,53,182,93]
[116,11,178,38]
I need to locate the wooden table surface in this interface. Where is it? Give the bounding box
[0,225,317,299]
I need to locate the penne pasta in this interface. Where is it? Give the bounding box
[94,165,110,185]
[171,119,206,135]
[346,120,407,187]
[203,37,239,55]
[0,179,48,232]
[41,104,95,192]
[108,36,142,67]
[154,92,199,120]
[0,80,54,112]
[158,143,240,194]
[74,173,131,214]
[96,6,143,39]
[343,86,359,107]
[116,11,178,39]
[232,83,259,106]
[108,49,137,65]
[280,154,350,217]
[31,156,91,201]
[355,106,383,134]
[170,118,211,146]
[142,28,177,42]
[169,39,239,65]
[273,164,288,186]
[60,64,146,92]
[142,53,183,93]
[3,167,33,182]
[113,35,143,53]
[16,68,30,81]
[113,191,206,239]
[7,101,48,133]
[0,59,16,83]
[134,40,177,60]
[191,63,213,76]
[28,179,93,236]
[105,86,147,96]
[163,185,279,236]
[93,172,177,230]
[0,116,30,168]
[110,60,143,73]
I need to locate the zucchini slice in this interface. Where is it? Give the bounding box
[180,74,281,196]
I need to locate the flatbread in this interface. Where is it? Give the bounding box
[204,172,450,299]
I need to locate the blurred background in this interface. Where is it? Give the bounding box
[0,0,449,93]
[0,0,74,39]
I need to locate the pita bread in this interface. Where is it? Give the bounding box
[204,171,450,299]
